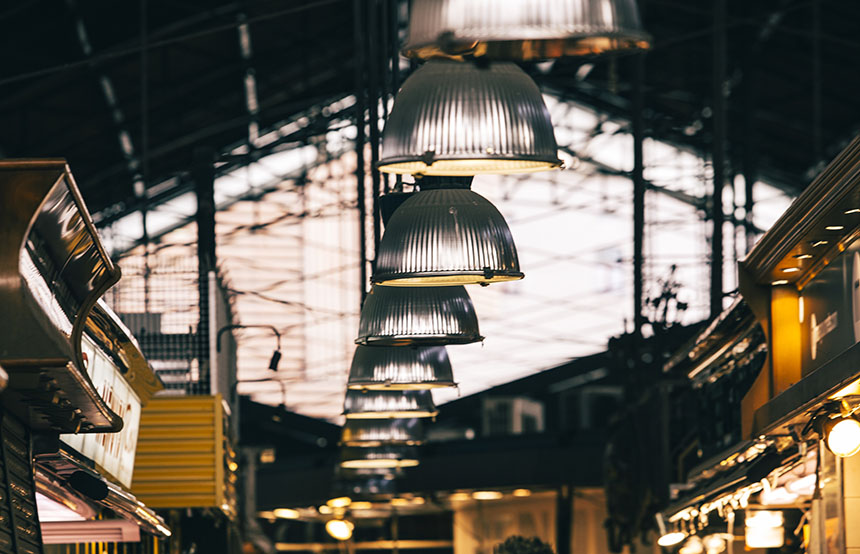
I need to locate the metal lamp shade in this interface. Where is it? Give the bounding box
[373,183,523,286]
[378,61,560,176]
[347,346,455,390]
[340,446,420,470]
[402,0,651,60]
[357,285,482,346]
[341,419,425,447]
[343,390,438,419]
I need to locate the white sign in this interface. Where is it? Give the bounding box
[61,335,142,488]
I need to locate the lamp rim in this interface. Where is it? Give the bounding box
[373,270,525,287]
[344,410,439,419]
[377,155,562,176]
[403,35,652,61]
[347,380,457,391]
[356,333,484,346]
[340,438,425,447]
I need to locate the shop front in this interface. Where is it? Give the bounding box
[656,138,860,553]
[0,160,170,553]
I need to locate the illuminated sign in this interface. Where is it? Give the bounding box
[61,335,141,488]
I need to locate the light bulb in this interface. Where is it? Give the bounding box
[326,519,355,541]
[826,417,860,457]
[657,532,687,547]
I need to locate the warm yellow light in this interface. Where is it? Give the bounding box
[345,411,438,419]
[794,253,813,259]
[657,532,687,547]
[378,159,560,177]
[350,501,373,510]
[781,267,800,273]
[391,497,410,506]
[845,209,860,215]
[347,383,452,391]
[472,491,503,500]
[826,418,860,457]
[340,458,420,469]
[272,508,300,519]
[318,505,333,515]
[512,489,532,497]
[258,511,276,520]
[376,274,524,287]
[228,461,239,471]
[448,492,471,502]
[411,497,425,505]
[812,240,829,247]
[327,497,352,509]
[831,379,860,399]
[326,519,355,541]
[745,511,784,548]
[825,225,845,231]
[771,280,789,286]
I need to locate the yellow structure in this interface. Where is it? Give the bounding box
[132,395,237,516]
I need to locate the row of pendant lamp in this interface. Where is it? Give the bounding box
[334,0,650,478]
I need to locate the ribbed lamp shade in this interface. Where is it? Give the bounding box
[357,285,482,346]
[343,390,438,419]
[402,0,651,60]
[378,60,560,176]
[373,178,523,286]
[347,346,455,390]
[341,419,425,447]
[340,446,420,470]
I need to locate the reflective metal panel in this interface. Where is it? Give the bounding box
[340,446,421,469]
[343,390,438,419]
[347,346,454,390]
[403,0,651,60]
[357,285,482,346]
[341,419,425,447]
[373,182,523,286]
[378,61,560,176]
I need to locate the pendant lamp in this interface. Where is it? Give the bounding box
[347,346,455,390]
[378,60,561,176]
[341,419,425,447]
[402,0,651,61]
[343,390,438,419]
[340,446,420,470]
[357,285,482,346]
[373,177,522,286]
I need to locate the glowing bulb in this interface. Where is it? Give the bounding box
[679,536,704,554]
[350,501,373,510]
[657,532,687,547]
[318,505,333,515]
[272,508,300,519]
[771,280,789,286]
[327,497,352,508]
[472,491,503,500]
[826,418,860,457]
[745,511,784,548]
[512,489,532,497]
[326,519,354,541]
[448,492,471,502]
[825,225,844,231]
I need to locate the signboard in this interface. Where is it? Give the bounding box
[800,237,860,376]
[60,335,141,488]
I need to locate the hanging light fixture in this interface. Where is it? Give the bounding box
[378,60,561,176]
[357,285,481,346]
[340,446,421,470]
[343,390,438,419]
[402,0,651,61]
[341,419,425,447]
[325,518,355,541]
[373,177,522,287]
[347,346,455,390]
[821,414,860,457]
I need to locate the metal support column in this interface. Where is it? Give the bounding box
[710,0,727,318]
[556,485,573,554]
[353,0,368,305]
[193,146,217,393]
[632,53,646,339]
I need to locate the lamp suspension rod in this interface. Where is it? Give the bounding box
[632,52,646,339]
[353,0,368,305]
[710,0,727,319]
